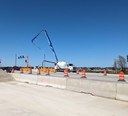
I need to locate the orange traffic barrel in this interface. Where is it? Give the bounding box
[81,69,86,78]
[46,68,50,75]
[64,69,69,77]
[104,69,107,76]
[11,68,14,73]
[118,71,125,81]
[28,68,32,74]
[20,68,23,73]
[76,69,79,74]
[37,68,41,75]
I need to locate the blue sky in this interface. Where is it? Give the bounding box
[0,0,128,67]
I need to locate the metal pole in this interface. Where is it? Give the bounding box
[26,56,29,68]
[15,54,17,66]
[42,54,45,67]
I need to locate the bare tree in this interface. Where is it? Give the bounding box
[117,55,126,72]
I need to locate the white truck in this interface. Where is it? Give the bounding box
[55,61,76,72]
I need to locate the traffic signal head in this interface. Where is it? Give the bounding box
[18,56,25,59]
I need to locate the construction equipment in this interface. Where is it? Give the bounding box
[32,30,76,72]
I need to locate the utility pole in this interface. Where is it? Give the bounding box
[25,56,29,68]
[15,54,17,66]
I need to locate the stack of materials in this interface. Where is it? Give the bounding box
[0,69,14,82]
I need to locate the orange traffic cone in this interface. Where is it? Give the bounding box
[11,68,14,73]
[28,68,32,74]
[118,71,125,81]
[64,69,69,77]
[81,69,86,78]
[20,68,23,73]
[76,69,79,74]
[104,69,107,76]
[46,68,50,75]
[37,68,41,75]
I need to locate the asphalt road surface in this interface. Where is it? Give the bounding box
[0,81,128,116]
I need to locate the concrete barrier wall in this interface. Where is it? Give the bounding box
[12,73,37,84]
[66,78,117,99]
[66,78,81,92]
[89,80,116,99]
[37,76,66,89]
[80,79,91,94]
[12,73,66,89]
[116,82,128,101]
[11,73,128,102]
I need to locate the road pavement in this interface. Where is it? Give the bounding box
[0,81,128,116]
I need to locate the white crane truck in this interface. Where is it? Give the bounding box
[32,30,76,72]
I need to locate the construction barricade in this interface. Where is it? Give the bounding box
[64,69,69,77]
[118,71,125,81]
[81,69,86,78]
[28,68,32,74]
[46,68,50,76]
[11,68,14,73]
[20,68,23,73]
[104,69,107,76]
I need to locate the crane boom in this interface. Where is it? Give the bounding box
[43,30,58,62]
[32,30,58,63]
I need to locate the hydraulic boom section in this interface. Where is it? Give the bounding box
[32,30,58,63]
